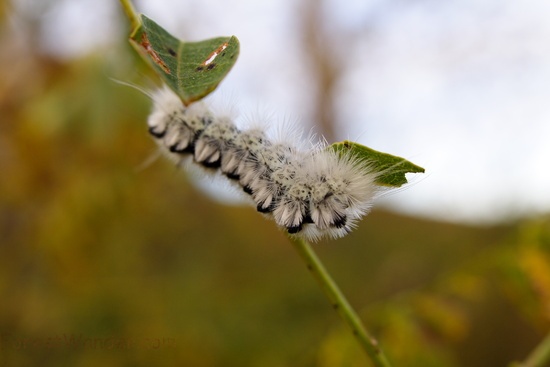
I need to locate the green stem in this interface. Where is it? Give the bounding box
[119,0,141,31]
[517,332,550,367]
[287,235,393,367]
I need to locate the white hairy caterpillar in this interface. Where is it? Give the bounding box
[147,85,381,241]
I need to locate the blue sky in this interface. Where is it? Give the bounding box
[13,0,550,223]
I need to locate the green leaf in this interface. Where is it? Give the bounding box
[331,140,425,187]
[129,15,239,105]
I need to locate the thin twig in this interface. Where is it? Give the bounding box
[515,332,550,367]
[119,0,141,31]
[287,235,393,367]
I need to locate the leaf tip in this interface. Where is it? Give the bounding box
[330,140,424,188]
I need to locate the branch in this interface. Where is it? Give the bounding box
[287,235,393,367]
[119,0,141,31]
[514,331,550,367]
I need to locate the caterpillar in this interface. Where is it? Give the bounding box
[147,85,381,241]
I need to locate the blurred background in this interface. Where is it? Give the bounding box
[1,0,550,366]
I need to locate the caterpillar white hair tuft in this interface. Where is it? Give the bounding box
[147,85,382,241]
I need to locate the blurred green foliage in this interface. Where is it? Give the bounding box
[1,6,550,367]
